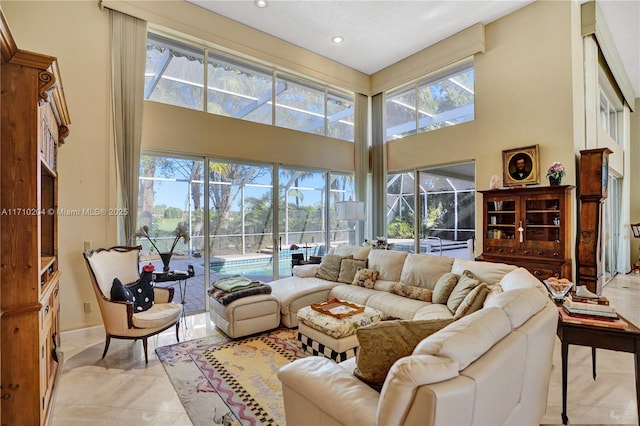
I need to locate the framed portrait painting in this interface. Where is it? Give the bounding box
[502,145,540,187]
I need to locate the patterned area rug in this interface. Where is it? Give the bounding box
[156,328,306,426]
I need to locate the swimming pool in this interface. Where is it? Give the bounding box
[210,259,292,278]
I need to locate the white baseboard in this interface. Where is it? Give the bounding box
[61,325,104,342]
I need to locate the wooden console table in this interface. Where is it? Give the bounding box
[556,309,640,424]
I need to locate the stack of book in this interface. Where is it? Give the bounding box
[563,294,617,318]
[559,294,628,329]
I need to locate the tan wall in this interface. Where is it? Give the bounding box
[2,1,116,331]
[386,1,583,263]
[143,102,355,172]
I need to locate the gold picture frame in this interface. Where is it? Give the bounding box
[502,145,540,186]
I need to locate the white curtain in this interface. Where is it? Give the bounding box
[110,10,146,245]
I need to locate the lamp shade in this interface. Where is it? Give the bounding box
[336,201,365,221]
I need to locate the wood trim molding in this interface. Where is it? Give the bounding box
[38,69,56,104]
[0,8,18,63]
[10,49,55,69]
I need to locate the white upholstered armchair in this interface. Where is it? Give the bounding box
[83,246,182,363]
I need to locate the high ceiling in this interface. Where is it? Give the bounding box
[187,0,640,97]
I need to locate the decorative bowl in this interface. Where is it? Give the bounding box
[543,279,573,301]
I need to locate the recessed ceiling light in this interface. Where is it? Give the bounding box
[255,0,267,8]
[331,35,344,44]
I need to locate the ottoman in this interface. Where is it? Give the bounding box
[297,303,383,362]
[209,293,280,339]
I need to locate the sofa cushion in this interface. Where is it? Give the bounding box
[377,355,459,426]
[293,264,320,278]
[330,284,378,306]
[454,282,490,320]
[316,254,353,281]
[483,287,547,329]
[499,267,546,295]
[337,258,367,284]
[331,245,371,260]
[352,267,379,289]
[391,282,433,302]
[432,272,459,304]
[366,292,432,320]
[447,270,481,313]
[372,279,397,292]
[413,303,455,321]
[399,254,454,289]
[451,258,517,285]
[367,250,408,282]
[413,307,511,370]
[354,318,454,390]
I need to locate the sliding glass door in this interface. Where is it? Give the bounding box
[602,174,620,284]
[209,160,275,283]
[139,155,355,314]
[137,154,205,311]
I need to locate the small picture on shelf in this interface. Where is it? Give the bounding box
[503,145,540,187]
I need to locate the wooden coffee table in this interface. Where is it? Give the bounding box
[556,308,640,425]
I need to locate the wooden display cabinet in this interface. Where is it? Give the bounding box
[1,10,70,425]
[477,185,574,281]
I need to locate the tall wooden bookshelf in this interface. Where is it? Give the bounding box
[1,10,71,425]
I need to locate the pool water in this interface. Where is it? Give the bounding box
[210,259,293,279]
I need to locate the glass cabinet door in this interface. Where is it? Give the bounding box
[524,196,561,244]
[486,199,517,241]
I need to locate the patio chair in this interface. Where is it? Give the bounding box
[83,246,182,363]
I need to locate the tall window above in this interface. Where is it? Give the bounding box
[144,32,355,142]
[276,75,325,135]
[145,33,204,111]
[385,62,474,141]
[207,53,273,125]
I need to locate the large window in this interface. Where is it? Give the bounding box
[384,63,474,141]
[144,32,355,141]
[386,163,475,256]
[145,34,204,111]
[207,53,273,125]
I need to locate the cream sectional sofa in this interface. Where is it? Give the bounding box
[278,285,557,425]
[269,245,526,327]
[269,245,557,425]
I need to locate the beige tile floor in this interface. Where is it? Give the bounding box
[52,273,640,425]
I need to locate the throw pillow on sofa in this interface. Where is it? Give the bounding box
[354,318,454,391]
[352,267,379,289]
[337,258,367,284]
[432,272,459,304]
[391,282,433,302]
[453,282,490,320]
[316,254,353,281]
[447,270,482,313]
[399,253,454,289]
